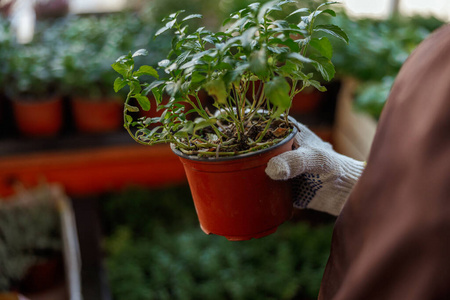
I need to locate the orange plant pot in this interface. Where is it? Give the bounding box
[290,88,323,114]
[12,96,63,137]
[71,97,122,133]
[246,81,323,114]
[172,125,297,241]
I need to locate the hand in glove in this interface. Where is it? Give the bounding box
[265,123,365,216]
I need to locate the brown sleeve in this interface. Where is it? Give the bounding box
[319,24,450,300]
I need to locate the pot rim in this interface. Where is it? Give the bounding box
[171,116,298,162]
[11,95,63,104]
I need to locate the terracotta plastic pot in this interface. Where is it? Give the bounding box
[71,97,122,133]
[12,96,63,137]
[172,123,297,241]
[35,0,69,19]
[246,81,322,114]
[290,87,323,114]
[20,255,64,293]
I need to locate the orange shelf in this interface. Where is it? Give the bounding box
[0,144,187,197]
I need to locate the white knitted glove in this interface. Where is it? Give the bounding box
[265,123,365,216]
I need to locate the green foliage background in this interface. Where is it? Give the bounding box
[330,12,445,119]
[101,186,334,300]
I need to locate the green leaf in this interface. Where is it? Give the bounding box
[165,81,181,97]
[182,14,203,22]
[314,24,349,44]
[310,37,333,59]
[267,46,289,54]
[132,49,148,57]
[278,0,297,6]
[125,103,140,112]
[257,0,281,21]
[152,89,163,104]
[320,9,336,17]
[191,72,207,84]
[111,62,130,77]
[158,59,171,68]
[203,78,228,104]
[309,8,336,20]
[223,63,249,87]
[129,81,142,94]
[165,19,177,29]
[125,114,133,125]
[174,121,194,137]
[155,26,170,37]
[113,77,127,93]
[241,27,258,49]
[166,10,185,20]
[193,118,217,133]
[268,38,300,52]
[311,56,335,81]
[249,48,269,77]
[135,94,151,111]
[133,65,159,78]
[175,50,192,66]
[287,8,310,18]
[317,1,339,10]
[222,16,235,27]
[264,77,291,118]
[309,80,327,92]
[287,52,314,64]
[279,60,298,76]
[143,80,165,96]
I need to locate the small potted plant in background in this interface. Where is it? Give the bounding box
[113,0,348,240]
[63,45,125,134]
[56,15,130,134]
[6,43,64,137]
[0,184,63,294]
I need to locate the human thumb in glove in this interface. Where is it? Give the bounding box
[265,122,365,216]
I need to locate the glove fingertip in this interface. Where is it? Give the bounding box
[265,157,291,180]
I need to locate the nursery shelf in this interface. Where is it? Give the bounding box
[0,132,187,197]
[0,119,334,198]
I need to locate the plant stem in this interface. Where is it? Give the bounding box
[253,118,272,144]
[184,94,226,139]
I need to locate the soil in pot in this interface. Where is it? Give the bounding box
[12,96,63,137]
[172,123,297,241]
[71,97,122,134]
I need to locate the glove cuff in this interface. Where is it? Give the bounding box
[294,158,365,216]
[338,155,366,190]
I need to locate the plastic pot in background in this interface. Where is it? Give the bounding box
[12,96,63,137]
[35,0,69,19]
[246,81,323,115]
[290,87,323,114]
[19,255,64,294]
[171,123,297,241]
[71,97,122,134]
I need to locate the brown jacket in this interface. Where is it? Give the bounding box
[319,24,450,300]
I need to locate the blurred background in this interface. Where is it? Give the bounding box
[0,0,447,299]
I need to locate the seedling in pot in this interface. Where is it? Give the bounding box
[112,0,348,157]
